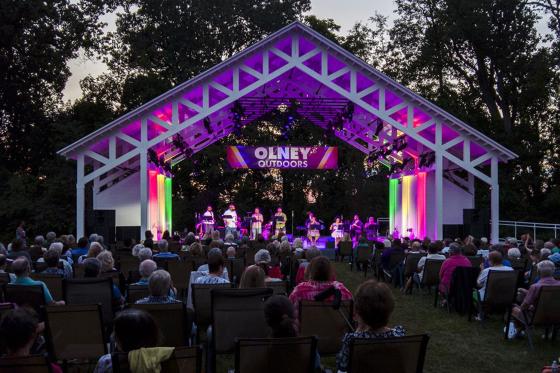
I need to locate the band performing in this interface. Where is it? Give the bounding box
[195,204,382,244]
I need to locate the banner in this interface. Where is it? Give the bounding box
[226,146,338,169]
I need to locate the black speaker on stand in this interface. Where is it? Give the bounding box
[463,208,490,238]
[86,210,116,243]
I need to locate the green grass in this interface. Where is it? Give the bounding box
[327,261,557,373]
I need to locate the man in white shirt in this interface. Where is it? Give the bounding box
[223,204,238,238]
[201,205,215,235]
[477,251,513,300]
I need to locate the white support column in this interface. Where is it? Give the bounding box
[76,153,85,238]
[140,149,148,235]
[490,156,500,243]
[140,118,149,235]
[434,121,443,240]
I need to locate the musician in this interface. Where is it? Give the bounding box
[305,211,314,226]
[251,207,264,240]
[273,207,287,236]
[307,215,321,246]
[223,203,238,238]
[330,217,344,247]
[350,214,363,242]
[364,216,378,240]
[201,205,215,235]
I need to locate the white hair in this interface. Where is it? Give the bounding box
[537,260,556,277]
[132,244,145,257]
[139,259,157,278]
[46,231,57,241]
[224,234,234,242]
[507,247,521,259]
[138,247,153,261]
[148,269,171,297]
[48,242,64,255]
[96,235,104,244]
[34,236,45,246]
[293,238,303,249]
[541,248,552,256]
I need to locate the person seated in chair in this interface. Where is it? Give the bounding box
[194,252,230,285]
[239,265,266,288]
[0,308,63,373]
[289,256,352,316]
[41,249,69,279]
[196,248,229,281]
[508,260,560,338]
[11,258,65,306]
[77,241,104,264]
[136,269,180,304]
[132,260,176,300]
[83,258,124,307]
[476,251,513,301]
[94,309,162,373]
[153,239,179,260]
[439,243,471,295]
[0,253,16,282]
[336,280,405,373]
[404,242,445,293]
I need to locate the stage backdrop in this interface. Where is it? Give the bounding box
[226,146,338,169]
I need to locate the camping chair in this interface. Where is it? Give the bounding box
[506,285,560,349]
[245,246,259,266]
[0,355,53,373]
[125,284,150,304]
[413,259,443,301]
[347,334,430,373]
[338,241,353,263]
[299,299,353,355]
[266,280,288,295]
[227,257,246,285]
[168,240,182,253]
[438,266,480,319]
[111,346,202,373]
[467,256,483,268]
[5,284,45,315]
[168,260,193,299]
[403,253,425,285]
[476,270,519,321]
[235,336,318,373]
[72,263,85,278]
[117,255,139,280]
[209,288,273,373]
[131,302,191,347]
[191,282,232,338]
[383,252,406,287]
[354,246,373,277]
[44,304,106,362]
[31,273,63,302]
[63,278,114,325]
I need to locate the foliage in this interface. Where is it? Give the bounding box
[1,0,560,241]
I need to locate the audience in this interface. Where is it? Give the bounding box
[11,257,64,305]
[404,242,445,292]
[197,248,229,280]
[336,280,405,372]
[0,308,63,373]
[509,260,560,338]
[239,265,266,288]
[7,238,31,262]
[71,237,89,258]
[97,250,117,273]
[476,251,514,300]
[255,249,282,282]
[78,241,104,263]
[136,270,179,304]
[0,253,16,282]
[83,257,124,306]
[289,256,352,315]
[138,247,153,261]
[94,309,161,373]
[195,252,230,284]
[154,239,179,260]
[41,249,69,279]
[134,259,158,286]
[295,247,321,284]
[439,243,471,294]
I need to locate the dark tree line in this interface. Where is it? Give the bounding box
[0,0,558,241]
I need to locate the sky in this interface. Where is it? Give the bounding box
[62,0,550,101]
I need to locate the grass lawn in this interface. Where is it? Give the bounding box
[324,261,557,373]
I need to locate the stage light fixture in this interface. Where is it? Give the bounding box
[148,148,159,166]
[172,135,187,153]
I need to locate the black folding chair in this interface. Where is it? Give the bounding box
[347,334,430,373]
[235,336,318,373]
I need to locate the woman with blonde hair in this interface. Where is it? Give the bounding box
[78,242,104,264]
[96,250,116,273]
